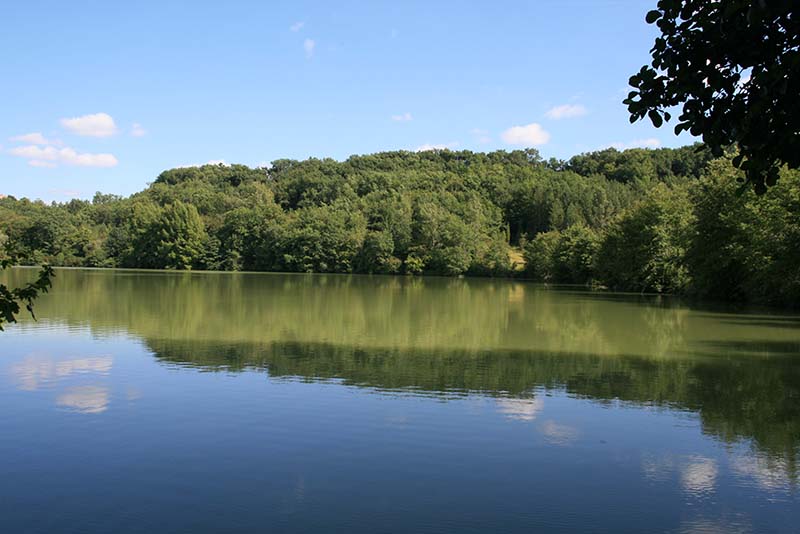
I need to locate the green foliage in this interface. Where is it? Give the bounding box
[523,225,600,284]
[154,201,209,270]
[404,254,424,275]
[567,144,711,184]
[626,0,800,193]
[358,230,401,274]
[125,200,208,270]
[470,234,512,277]
[279,203,367,273]
[555,225,601,284]
[410,197,473,275]
[523,230,560,282]
[0,242,54,330]
[688,160,800,306]
[0,149,797,306]
[596,184,695,294]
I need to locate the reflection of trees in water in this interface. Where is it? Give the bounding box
[6,269,799,478]
[9,269,798,359]
[145,338,800,482]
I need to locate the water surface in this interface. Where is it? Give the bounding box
[1,269,799,533]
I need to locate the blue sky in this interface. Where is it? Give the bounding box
[0,0,694,201]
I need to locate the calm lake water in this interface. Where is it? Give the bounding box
[1,268,799,533]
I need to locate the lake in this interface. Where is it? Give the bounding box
[1,268,798,533]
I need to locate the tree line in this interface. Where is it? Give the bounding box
[1,145,798,307]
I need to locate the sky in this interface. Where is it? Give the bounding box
[0,0,696,202]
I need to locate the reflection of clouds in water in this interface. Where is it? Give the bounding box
[126,386,143,401]
[539,420,580,445]
[9,354,118,414]
[641,453,676,482]
[383,415,410,427]
[57,386,110,414]
[294,475,305,503]
[495,397,543,421]
[641,453,719,495]
[681,456,718,495]
[280,474,306,515]
[11,354,112,391]
[679,516,751,534]
[730,453,793,492]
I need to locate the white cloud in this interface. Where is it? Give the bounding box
[130,123,146,137]
[8,144,118,168]
[391,112,413,122]
[415,142,458,152]
[60,112,118,137]
[609,138,661,150]
[545,104,588,120]
[29,160,57,168]
[290,21,305,32]
[10,132,59,145]
[501,122,550,146]
[303,39,315,58]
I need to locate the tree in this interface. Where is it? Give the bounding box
[158,201,208,269]
[522,225,600,284]
[152,201,208,269]
[1,146,796,305]
[596,184,695,293]
[357,230,401,274]
[625,1,800,193]
[279,203,367,273]
[554,225,601,284]
[688,158,800,305]
[522,231,560,282]
[0,243,54,331]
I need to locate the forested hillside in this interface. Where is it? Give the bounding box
[1,145,798,306]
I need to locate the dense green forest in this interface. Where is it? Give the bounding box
[1,145,798,306]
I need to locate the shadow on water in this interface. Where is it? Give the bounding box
[694,340,800,356]
[549,286,685,307]
[717,318,800,330]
